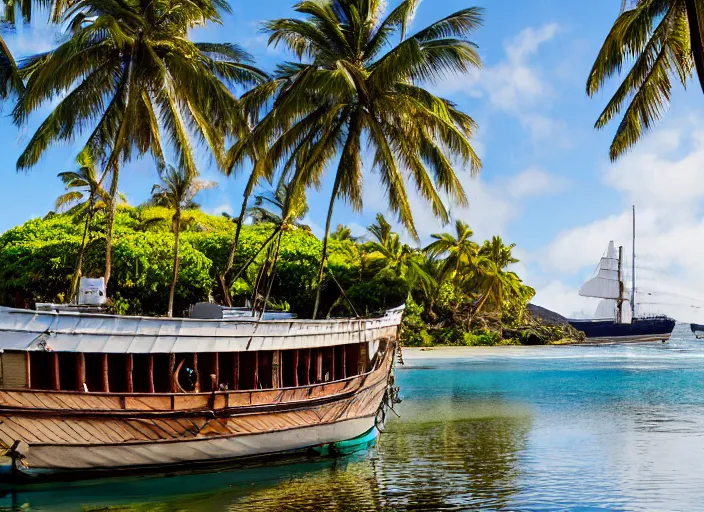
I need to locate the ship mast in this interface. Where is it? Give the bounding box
[617,246,624,323]
[631,205,636,320]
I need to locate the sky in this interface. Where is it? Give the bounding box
[2,0,704,322]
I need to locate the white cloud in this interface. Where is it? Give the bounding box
[482,23,559,112]
[507,167,569,199]
[535,114,704,322]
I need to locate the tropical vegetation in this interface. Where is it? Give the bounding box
[0,205,566,345]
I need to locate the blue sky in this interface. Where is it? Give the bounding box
[3,0,704,321]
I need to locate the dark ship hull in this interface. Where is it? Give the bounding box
[690,323,704,339]
[569,316,676,343]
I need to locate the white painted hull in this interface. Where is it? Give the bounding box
[4,416,376,476]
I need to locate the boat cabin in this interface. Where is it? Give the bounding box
[0,343,374,394]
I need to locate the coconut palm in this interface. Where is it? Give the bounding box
[56,149,112,301]
[587,0,702,160]
[14,0,267,286]
[367,213,393,246]
[151,166,216,317]
[366,231,435,295]
[230,0,483,318]
[425,220,479,284]
[471,238,534,316]
[330,225,354,241]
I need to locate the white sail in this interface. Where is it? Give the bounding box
[594,299,616,319]
[579,241,621,299]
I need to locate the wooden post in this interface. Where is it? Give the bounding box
[148,354,155,393]
[193,353,200,393]
[51,352,60,391]
[233,353,239,391]
[293,350,299,387]
[169,353,176,393]
[359,343,368,375]
[272,351,281,389]
[77,353,86,392]
[212,353,219,391]
[126,354,134,393]
[316,350,323,383]
[25,352,31,389]
[102,353,109,393]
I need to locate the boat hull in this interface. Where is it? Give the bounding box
[0,341,397,483]
[568,317,676,343]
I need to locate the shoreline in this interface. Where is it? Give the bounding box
[401,345,560,359]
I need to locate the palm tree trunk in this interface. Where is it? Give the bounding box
[221,172,258,306]
[167,211,181,318]
[685,0,704,93]
[69,197,94,302]
[103,165,120,286]
[312,173,343,320]
[258,230,284,320]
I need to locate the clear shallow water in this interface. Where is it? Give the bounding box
[3,325,704,511]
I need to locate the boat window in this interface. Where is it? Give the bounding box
[84,353,105,392]
[196,353,218,392]
[58,352,79,391]
[345,344,360,378]
[321,347,334,382]
[298,349,311,386]
[257,351,273,389]
[29,352,53,390]
[153,354,171,393]
[334,346,345,380]
[218,352,236,391]
[239,352,257,391]
[132,354,152,393]
[281,350,297,388]
[108,354,129,393]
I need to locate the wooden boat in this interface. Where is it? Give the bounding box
[0,305,404,483]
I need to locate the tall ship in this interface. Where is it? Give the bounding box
[568,208,675,343]
[0,298,404,484]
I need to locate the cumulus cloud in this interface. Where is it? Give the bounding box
[507,167,569,199]
[535,115,704,322]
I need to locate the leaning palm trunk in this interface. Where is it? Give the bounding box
[69,196,95,302]
[684,0,704,93]
[221,170,259,305]
[312,174,343,320]
[258,230,283,319]
[103,171,119,286]
[167,211,181,318]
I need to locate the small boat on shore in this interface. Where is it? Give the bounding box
[568,208,675,344]
[0,304,404,484]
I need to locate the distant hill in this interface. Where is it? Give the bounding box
[527,304,569,325]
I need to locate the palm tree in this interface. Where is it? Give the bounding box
[151,166,216,317]
[367,213,393,246]
[14,0,267,286]
[425,220,479,284]
[471,237,534,316]
[587,0,701,160]
[56,149,111,301]
[331,225,354,241]
[231,0,484,318]
[366,231,435,295]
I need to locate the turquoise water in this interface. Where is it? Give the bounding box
[2,326,704,511]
